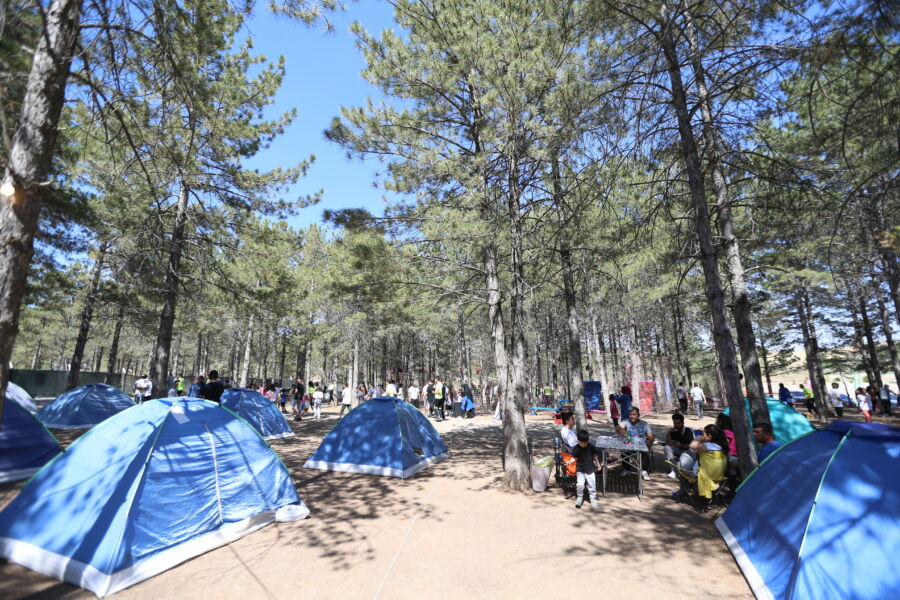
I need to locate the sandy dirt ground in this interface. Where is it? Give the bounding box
[0,406,760,600]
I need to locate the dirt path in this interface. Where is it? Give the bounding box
[0,407,752,599]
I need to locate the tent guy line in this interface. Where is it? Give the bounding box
[371,475,442,600]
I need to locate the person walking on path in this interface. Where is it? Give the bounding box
[690,383,706,421]
[339,383,352,418]
[879,384,892,417]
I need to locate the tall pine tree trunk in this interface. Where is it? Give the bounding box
[66,242,107,389]
[0,0,82,415]
[875,287,900,387]
[239,314,254,387]
[682,5,769,427]
[553,153,586,429]
[795,286,830,419]
[659,7,756,475]
[149,181,189,398]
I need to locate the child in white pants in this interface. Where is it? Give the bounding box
[566,429,602,511]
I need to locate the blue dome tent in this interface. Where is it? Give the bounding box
[7,381,37,412]
[723,397,814,444]
[305,396,450,478]
[716,420,900,600]
[0,395,61,483]
[220,387,293,440]
[0,398,309,597]
[37,383,134,429]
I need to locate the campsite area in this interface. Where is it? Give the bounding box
[0,408,752,600]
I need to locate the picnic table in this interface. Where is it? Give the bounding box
[595,435,648,500]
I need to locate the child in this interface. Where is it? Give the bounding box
[280,389,289,414]
[566,429,602,511]
[608,394,620,428]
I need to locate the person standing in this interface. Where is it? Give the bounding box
[134,375,152,403]
[385,379,398,398]
[199,370,225,404]
[690,382,706,421]
[187,376,204,398]
[175,374,185,396]
[617,385,632,419]
[879,384,892,417]
[425,379,435,416]
[778,383,793,405]
[827,382,844,418]
[408,381,420,407]
[433,377,446,421]
[564,430,602,511]
[339,382,352,418]
[676,381,688,413]
[856,387,872,423]
[800,383,819,419]
[312,386,324,420]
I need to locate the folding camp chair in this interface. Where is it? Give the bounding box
[554,437,577,497]
[666,450,730,512]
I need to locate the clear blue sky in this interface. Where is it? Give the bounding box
[242,1,398,228]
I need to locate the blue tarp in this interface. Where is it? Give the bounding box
[0,396,61,483]
[0,398,308,597]
[220,388,293,440]
[583,381,603,411]
[37,383,134,429]
[723,397,814,444]
[7,382,36,412]
[305,396,450,478]
[716,420,900,600]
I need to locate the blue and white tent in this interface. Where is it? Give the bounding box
[0,398,309,597]
[716,420,900,600]
[305,396,450,478]
[220,387,293,440]
[7,381,37,412]
[37,383,134,429]
[0,395,61,483]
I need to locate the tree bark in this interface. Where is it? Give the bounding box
[795,287,830,419]
[875,285,900,388]
[239,314,254,387]
[0,0,83,416]
[553,153,587,429]
[658,7,756,475]
[858,295,883,388]
[682,4,770,428]
[66,242,108,390]
[149,181,189,398]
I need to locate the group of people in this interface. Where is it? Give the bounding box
[558,401,788,509]
[133,371,225,403]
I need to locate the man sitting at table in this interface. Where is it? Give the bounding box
[559,412,578,451]
[664,413,696,478]
[618,407,655,481]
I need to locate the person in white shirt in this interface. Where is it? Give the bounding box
[134,375,152,403]
[385,379,398,398]
[312,386,324,419]
[408,382,420,407]
[339,383,353,418]
[690,383,706,421]
[559,413,578,450]
[827,382,844,418]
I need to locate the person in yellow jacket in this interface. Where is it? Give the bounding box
[433,377,446,421]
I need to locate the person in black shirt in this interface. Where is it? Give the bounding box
[199,370,225,404]
[565,429,602,510]
[664,413,696,477]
